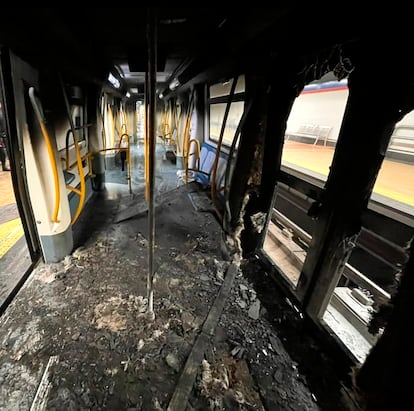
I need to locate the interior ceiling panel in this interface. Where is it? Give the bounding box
[127,46,167,73]
[0,7,409,93]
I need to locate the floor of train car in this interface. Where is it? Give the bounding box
[0,141,354,410]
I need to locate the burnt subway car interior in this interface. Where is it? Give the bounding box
[0,7,413,411]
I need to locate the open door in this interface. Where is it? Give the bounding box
[0,49,42,313]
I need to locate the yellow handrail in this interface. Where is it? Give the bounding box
[174,101,182,155]
[184,138,201,183]
[62,126,92,170]
[66,129,86,225]
[98,130,131,194]
[158,121,177,156]
[181,90,195,162]
[28,87,60,223]
[59,76,86,226]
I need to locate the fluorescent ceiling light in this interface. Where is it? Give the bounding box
[108,72,120,89]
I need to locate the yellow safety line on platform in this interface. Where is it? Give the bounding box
[0,218,24,259]
[282,144,414,207]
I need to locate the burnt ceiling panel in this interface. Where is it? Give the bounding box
[0,7,409,95]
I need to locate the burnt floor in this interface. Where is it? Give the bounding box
[0,145,356,410]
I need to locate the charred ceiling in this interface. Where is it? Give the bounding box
[0,7,411,95]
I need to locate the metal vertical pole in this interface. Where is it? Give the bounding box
[146,8,157,320]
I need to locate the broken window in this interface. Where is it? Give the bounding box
[321,111,414,363]
[263,74,349,289]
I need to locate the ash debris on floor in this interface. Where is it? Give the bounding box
[0,184,352,410]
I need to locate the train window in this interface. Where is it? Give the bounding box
[72,105,86,143]
[208,76,245,147]
[209,76,245,98]
[263,181,315,289]
[319,106,414,363]
[209,102,244,146]
[136,100,145,141]
[262,75,413,361]
[321,204,412,364]
[104,101,116,149]
[263,75,350,290]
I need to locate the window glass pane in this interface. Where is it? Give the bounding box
[210,80,234,99]
[209,101,244,146]
[209,75,245,98]
[234,75,245,94]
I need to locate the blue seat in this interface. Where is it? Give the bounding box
[195,142,228,191]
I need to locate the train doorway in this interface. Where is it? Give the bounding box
[0,49,42,313]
